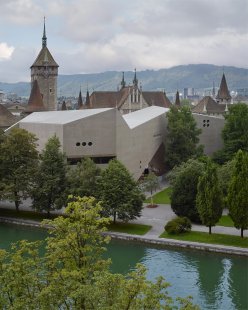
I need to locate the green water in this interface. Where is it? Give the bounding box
[0,223,247,310]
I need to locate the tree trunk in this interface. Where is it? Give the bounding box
[113,211,116,224]
[241,228,243,238]
[209,226,212,234]
[14,200,19,212]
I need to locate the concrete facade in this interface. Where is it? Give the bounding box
[15,106,225,180]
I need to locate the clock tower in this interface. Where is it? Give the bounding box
[30,18,59,111]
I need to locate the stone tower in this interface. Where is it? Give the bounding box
[30,18,59,111]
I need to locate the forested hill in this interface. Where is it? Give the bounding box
[0,64,247,97]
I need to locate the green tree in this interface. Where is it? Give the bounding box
[32,135,67,216]
[213,103,248,163]
[169,159,205,223]
[142,172,159,206]
[227,150,248,238]
[0,127,38,211]
[217,159,235,208]
[67,157,100,198]
[165,106,203,169]
[196,161,223,234]
[0,196,199,309]
[98,159,144,223]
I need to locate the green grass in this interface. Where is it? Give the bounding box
[217,215,234,227]
[159,231,248,248]
[145,187,171,204]
[108,222,151,235]
[0,208,58,221]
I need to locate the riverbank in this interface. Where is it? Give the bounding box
[1,216,247,257]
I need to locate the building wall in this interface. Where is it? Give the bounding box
[193,113,224,155]
[31,67,58,111]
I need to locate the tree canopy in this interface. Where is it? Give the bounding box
[196,161,223,234]
[97,159,144,223]
[31,135,67,216]
[165,106,203,169]
[227,150,248,238]
[169,159,205,223]
[0,196,198,309]
[0,127,38,211]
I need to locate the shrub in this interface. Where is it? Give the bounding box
[165,217,192,235]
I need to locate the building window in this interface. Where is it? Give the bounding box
[82,142,86,146]
[76,142,80,146]
[88,142,93,146]
[203,119,210,127]
[91,156,115,164]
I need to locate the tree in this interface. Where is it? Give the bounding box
[165,106,203,169]
[217,159,235,208]
[142,172,159,206]
[67,157,100,198]
[0,196,199,309]
[32,135,67,216]
[196,161,223,234]
[0,128,38,211]
[213,103,248,163]
[169,159,205,223]
[227,150,248,238]
[97,159,145,223]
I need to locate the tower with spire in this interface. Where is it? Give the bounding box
[216,73,231,104]
[30,17,59,111]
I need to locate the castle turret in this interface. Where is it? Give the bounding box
[216,73,231,104]
[175,90,180,107]
[30,17,59,111]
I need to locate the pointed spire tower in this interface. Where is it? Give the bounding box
[120,72,126,89]
[216,73,231,104]
[133,68,138,88]
[24,80,45,115]
[175,90,180,107]
[77,88,83,109]
[61,101,67,110]
[85,87,90,107]
[30,17,59,111]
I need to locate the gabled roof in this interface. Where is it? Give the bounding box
[25,80,45,113]
[89,91,121,108]
[142,91,172,108]
[31,46,58,68]
[0,104,17,127]
[216,73,231,100]
[192,96,230,114]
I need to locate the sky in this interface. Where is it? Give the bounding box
[0,0,247,83]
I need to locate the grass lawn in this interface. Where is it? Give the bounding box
[145,187,172,204]
[108,222,151,235]
[217,215,234,227]
[0,208,58,221]
[159,231,248,248]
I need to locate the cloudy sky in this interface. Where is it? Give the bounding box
[0,0,247,82]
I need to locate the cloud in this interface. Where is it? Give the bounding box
[0,43,14,60]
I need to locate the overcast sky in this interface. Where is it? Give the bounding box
[0,0,247,82]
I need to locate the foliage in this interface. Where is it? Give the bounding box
[213,103,248,163]
[97,159,145,223]
[31,135,67,216]
[160,231,248,248]
[196,161,223,234]
[227,150,248,237]
[67,157,100,198]
[165,217,192,235]
[169,159,205,223]
[217,159,235,205]
[165,106,203,169]
[142,172,159,206]
[0,196,199,309]
[0,127,38,211]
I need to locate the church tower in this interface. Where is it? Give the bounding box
[30,18,59,111]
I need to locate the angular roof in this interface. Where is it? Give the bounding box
[192,96,230,114]
[61,101,67,110]
[19,108,113,125]
[123,106,168,129]
[89,91,121,108]
[216,73,231,100]
[175,91,180,106]
[25,80,45,113]
[31,46,58,68]
[142,91,172,108]
[77,90,83,109]
[0,104,17,128]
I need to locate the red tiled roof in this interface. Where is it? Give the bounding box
[25,80,46,113]
[142,91,171,108]
[0,104,17,128]
[216,73,231,101]
[192,96,230,114]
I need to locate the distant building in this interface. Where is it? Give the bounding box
[82,70,172,113]
[30,18,59,111]
[0,104,17,129]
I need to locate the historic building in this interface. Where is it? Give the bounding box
[30,18,59,111]
[192,73,232,117]
[0,104,17,129]
[82,70,172,114]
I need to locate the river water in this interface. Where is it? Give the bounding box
[0,223,247,310]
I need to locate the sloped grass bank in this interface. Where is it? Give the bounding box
[145,187,172,204]
[108,223,151,235]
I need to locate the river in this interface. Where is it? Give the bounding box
[0,223,247,310]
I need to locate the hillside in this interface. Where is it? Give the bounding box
[0,64,247,97]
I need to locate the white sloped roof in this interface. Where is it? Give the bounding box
[123,106,168,129]
[19,108,113,125]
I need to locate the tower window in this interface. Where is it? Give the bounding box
[49,88,52,93]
